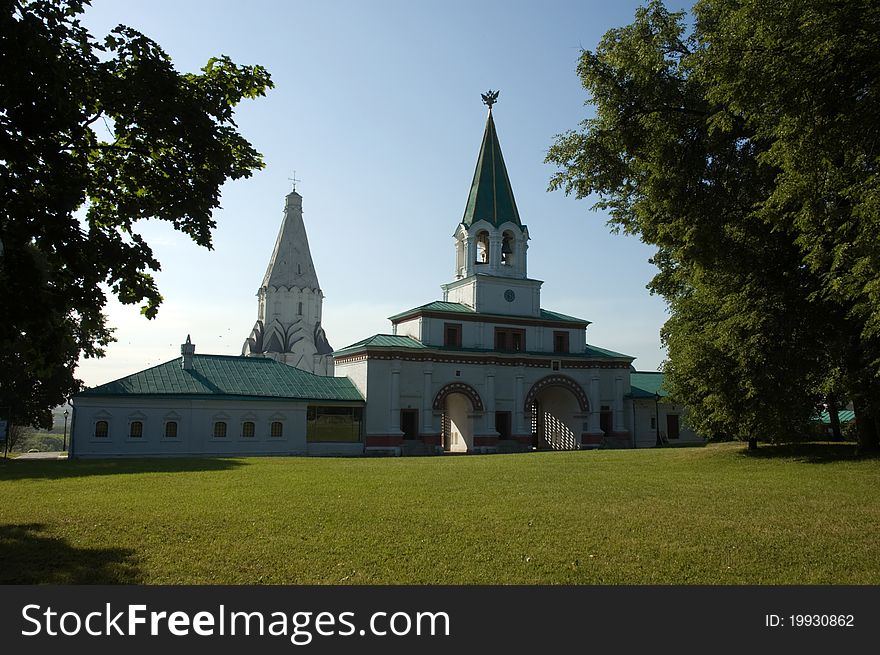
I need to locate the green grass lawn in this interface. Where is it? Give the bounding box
[0,442,877,584]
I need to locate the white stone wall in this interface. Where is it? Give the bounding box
[631,398,703,448]
[419,315,586,354]
[72,397,369,457]
[346,352,632,443]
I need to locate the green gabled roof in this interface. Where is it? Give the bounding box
[78,354,363,402]
[629,371,668,398]
[462,109,522,228]
[388,300,590,326]
[334,334,426,356]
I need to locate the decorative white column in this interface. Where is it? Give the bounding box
[590,376,601,433]
[422,365,434,433]
[613,376,625,433]
[390,363,401,433]
[488,234,503,271]
[467,235,477,272]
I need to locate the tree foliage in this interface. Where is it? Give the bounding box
[0,0,272,428]
[547,0,880,450]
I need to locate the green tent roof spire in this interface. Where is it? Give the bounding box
[462,92,522,228]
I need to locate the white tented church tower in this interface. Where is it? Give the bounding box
[242,189,334,375]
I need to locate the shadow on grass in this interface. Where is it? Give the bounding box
[739,441,875,464]
[0,523,141,584]
[0,457,244,481]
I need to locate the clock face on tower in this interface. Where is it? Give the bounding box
[504,289,516,302]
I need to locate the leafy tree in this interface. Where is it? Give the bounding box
[547,0,880,451]
[0,0,272,428]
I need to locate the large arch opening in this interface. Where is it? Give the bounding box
[433,382,484,454]
[443,393,474,452]
[524,375,589,451]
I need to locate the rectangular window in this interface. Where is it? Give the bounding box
[307,406,363,443]
[444,323,462,348]
[164,421,178,438]
[553,331,569,354]
[600,405,613,435]
[400,409,419,439]
[495,327,526,352]
[495,411,512,439]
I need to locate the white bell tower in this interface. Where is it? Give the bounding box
[442,92,543,317]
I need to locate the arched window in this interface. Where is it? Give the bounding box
[242,421,255,438]
[476,230,490,264]
[270,421,283,438]
[95,421,109,438]
[501,230,515,266]
[164,421,178,438]
[213,421,227,438]
[298,301,303,316]
[129,421,143,438]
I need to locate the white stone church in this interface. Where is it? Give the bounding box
[70,96,702,457]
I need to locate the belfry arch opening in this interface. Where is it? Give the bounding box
[476,230,490,264]
[501,230,515,267]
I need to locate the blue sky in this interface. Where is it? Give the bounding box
[75,0,691,388]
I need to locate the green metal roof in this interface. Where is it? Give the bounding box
[818,409,855,424]
[335,333,631,361]
[388,300,590,326]
[629,371,668,399]
[462,109,522,228]
[78,354,363,402]
[388,301,476,321]
[584,344,634,360]
[541,309,591,325]
[334,334,427,356]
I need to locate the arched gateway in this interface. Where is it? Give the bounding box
[524,375,590,451]
[433,382,484,453]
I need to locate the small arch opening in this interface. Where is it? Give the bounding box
[501,230,515,266]
[476,230,490,264]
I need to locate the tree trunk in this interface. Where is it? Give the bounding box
[827,394,842,441]
[747,436,757,450]
[852,396,880,454]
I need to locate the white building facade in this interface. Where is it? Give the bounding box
[332,98,701,455]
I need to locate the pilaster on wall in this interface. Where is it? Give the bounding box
[588,376,602,434]
[389,363,401,433]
